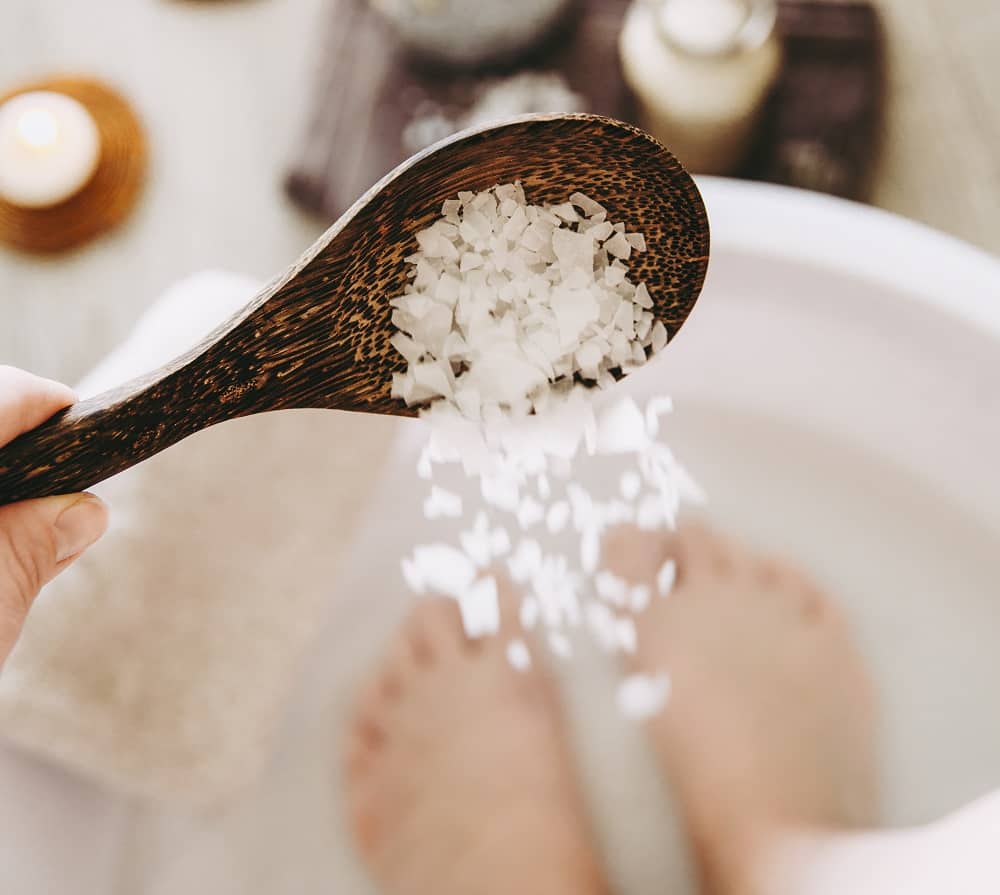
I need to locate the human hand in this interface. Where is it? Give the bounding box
[0,366,108,666]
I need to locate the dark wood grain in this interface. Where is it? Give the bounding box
[0,114,709,504]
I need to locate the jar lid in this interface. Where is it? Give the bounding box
[654,0,777,57]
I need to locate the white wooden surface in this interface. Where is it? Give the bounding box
[0,0,327,385]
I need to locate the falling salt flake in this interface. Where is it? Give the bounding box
[459,512,492,566]
[580,527,600,575]
[617,673,671,720]
[644,396,674,438]
[605,231,632,260]
[481,472,521,512]
[423,485,463,519]
[506,638,532,671]
[636,494,665,530]
[520,595,540,630]
[546,501,571,534]
[548,630,572,659]
[508,538,542,584]
[585,601,619,652]
[537,474,551,499]
[675,464,708,505]
[626,232,647,252]
[616,615,638,654]
[490,526,512,557]
[630,585,651,613]
[620,470,642,501]
[596,397,650,454]
[416,448,434,480]
[401,557,425,594]
[457,575,500,639]
[595,570,628,607]
[657,559,677,597]
[408,544,477,596]
[516,496,545,530]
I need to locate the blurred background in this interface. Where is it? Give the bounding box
[1,0,997,387]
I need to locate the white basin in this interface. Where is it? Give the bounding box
[3,178,1000,893]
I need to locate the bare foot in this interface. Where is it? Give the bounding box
[343,583,608,895]
[603,523,879,894]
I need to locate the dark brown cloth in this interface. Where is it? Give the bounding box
[286,0,884,221]
[744,0,885,198]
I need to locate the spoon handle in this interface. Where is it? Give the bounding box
[0,355,261,505]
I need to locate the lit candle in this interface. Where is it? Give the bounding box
[0,91,101,208]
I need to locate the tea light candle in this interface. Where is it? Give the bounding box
[0,91,101,208]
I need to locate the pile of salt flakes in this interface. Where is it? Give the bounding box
[390,183,703,720]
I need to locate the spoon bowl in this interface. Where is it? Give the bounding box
[0,113,709,504]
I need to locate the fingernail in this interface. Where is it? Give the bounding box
[55,495,108,562]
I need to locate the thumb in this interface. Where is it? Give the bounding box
[0,493,108,661]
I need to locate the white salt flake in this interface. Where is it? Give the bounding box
[569,191,606,217]
[645,396,674,437]
[519,595,540,630]
[595,570,628,607]
[596,397,650,454]
[636,494,665,530]
[508,538,542,583]
[620,470,642,501]
[630,585,651,612]
[423,485,463,519]
[457,575,500,638]
[585,601,619,652]
[616,615,637,654]
[657,559,677,597]
[416,447,434,480]
[546,501,571,534]
[548,630,572,659]
[401,557,425,593]
[633,282,654,309]
[537,474,551,499]
[651,321,669,353]
[626,232,647,252]
[617,673,671,720]
[506,639,532,671]
[409,544,477,596]
[517,496,545,530]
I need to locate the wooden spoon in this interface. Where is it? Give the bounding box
[0,113,709,505]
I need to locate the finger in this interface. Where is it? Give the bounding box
[0,365,77,446]
[0,493,108,664]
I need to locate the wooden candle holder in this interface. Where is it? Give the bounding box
[0,76,147,253]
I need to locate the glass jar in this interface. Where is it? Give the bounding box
[619,0,782,175]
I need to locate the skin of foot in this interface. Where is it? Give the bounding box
[343,580,609,895]
[601,522,880,895]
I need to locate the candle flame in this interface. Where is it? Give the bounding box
[15,108,60,150]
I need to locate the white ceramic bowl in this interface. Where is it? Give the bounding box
[3,179,1000,893]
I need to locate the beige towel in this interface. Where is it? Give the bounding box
[0,271,397,807]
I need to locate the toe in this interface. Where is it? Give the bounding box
[402,596,467,662]
[675,521,735,578]
[601,524,673,586]
[755,556,834,620]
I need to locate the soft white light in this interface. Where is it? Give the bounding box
[0,91,101,208]
[660,0,749,56]
[15,108,60,150]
